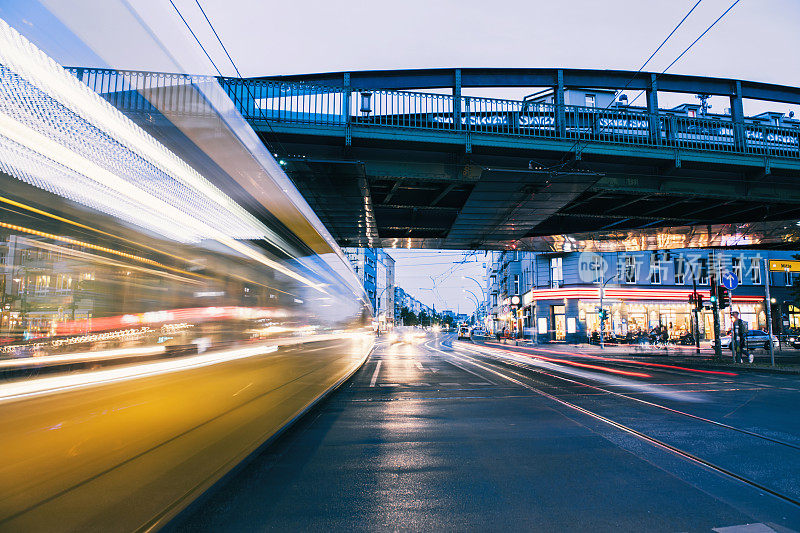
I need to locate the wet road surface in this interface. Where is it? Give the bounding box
[173,333,800,532]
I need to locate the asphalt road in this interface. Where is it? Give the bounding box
[173,333,800,532]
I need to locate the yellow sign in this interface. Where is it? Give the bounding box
[769,259,800,272]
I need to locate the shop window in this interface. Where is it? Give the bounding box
[751,258,761,284]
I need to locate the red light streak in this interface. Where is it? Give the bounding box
[512,346,737,376]
[482,346,652,378]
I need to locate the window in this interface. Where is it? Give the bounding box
[732,257,743,283]
[513,274,519,295]
[751,258,761,284]
[624,256,636,283]
[550,257,563,288]
[492,293,498,306]
[688,109,696,118]
[674,256,685,285]
[786,270,793,286]
[698,258,709,285]
[649,255,661,284]
[584,94,595,108]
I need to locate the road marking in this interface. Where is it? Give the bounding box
[379,383,401,387]
[713,524,777,533]
[469,382,492,385]
[414,361,424,371]
[439,382,460,386]
[369,359,382,387]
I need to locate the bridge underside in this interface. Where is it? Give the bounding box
[262,128,800,251]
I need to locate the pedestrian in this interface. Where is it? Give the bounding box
[730,311,751,363]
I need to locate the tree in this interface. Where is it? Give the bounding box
[400,306,418,326]
[418,310,430,327]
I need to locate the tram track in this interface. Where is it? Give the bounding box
[458,342,800,452]
[432,340,800,509]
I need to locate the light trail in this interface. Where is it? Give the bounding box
[457,342,651,378]
[0,345,165,370]
[0,344,279,403]
[514,345,738,376]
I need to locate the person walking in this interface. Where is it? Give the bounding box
[731,311,751,363]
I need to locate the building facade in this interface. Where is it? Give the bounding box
[484,249,800,344]
[343,247,395,328]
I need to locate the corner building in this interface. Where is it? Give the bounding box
[484,249,800,344]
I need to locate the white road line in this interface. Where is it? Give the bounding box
[439,382,460,386]
[369,359,382,387]
[415,361,424,371]
[424,340,499,385]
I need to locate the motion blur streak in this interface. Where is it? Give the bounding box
[0,11,373,532]
[457,342,651,377]
[454,343,705,403]
[523,346,738,376]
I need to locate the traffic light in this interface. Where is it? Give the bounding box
[598,309,608,321]
[696,293,704,309]
[717,285,730,309]
[709,284,718,305]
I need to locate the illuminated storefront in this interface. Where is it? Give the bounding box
[526,287,765,343]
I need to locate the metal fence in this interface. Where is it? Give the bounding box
[66,68,800,160]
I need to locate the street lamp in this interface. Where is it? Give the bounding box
[461,276,488,300]
[463,289,481,325]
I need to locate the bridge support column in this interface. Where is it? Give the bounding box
[730,80,745,152]
[343,72,352,146]
[646,74,661,146]
[464,96,472,153]
[554,69,566,138]
[453,68,462,131]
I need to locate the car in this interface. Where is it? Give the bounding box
[457,326,471,340]
[471,327,487,337]
[723,329,779,351]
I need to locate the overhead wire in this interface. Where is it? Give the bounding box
[628,0,742,106]
[551,0,704,171]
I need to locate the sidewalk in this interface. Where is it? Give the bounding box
[478,338,800,374]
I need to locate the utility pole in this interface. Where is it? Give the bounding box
[709,253,722,360]
[763,258,775,367]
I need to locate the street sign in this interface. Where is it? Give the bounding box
[721,271,739,291]
[769,259,800,272]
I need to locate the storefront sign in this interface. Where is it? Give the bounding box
[769,259,800,272]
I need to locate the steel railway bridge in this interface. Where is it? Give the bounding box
[69,67,800,251]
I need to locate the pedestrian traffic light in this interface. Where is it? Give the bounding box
[717,285,730,309]
[696,293,703,309]
[709,284,717,305]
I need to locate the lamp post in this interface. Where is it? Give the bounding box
[598,273,617,349]
[463,289,481,325]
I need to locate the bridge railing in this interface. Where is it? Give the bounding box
[65,69,800,160]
